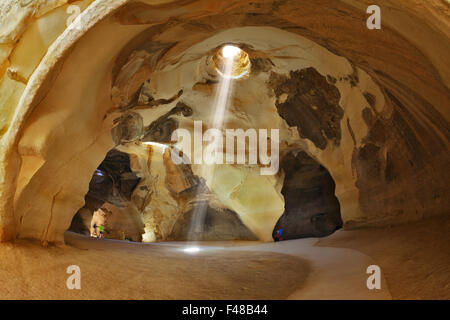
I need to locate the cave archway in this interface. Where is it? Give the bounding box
[69,148,144,241]
[273,150,342,241]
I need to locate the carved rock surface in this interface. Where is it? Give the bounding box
[86,149,140,207]
[270,68,344,150]
[168,201,258,241]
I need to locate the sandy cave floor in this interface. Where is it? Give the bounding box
[317,215,450,300]
[0,216,448,299]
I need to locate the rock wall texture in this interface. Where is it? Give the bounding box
[0,0,448,243]
[168,201,258,241]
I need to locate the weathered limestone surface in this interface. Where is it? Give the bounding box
[168,201,258,241]
[90,203,144,242]
[0,0,448,243]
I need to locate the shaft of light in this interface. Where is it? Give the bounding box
[188,54,235,238]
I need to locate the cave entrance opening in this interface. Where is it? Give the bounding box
[273,149,343,241]
[69,148,144,242]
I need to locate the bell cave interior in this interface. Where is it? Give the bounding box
[0,0,448,303]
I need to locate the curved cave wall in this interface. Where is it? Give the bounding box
[0,0,448,243]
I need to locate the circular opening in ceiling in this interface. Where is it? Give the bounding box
[222,45,241,59]
[213,44,251,79]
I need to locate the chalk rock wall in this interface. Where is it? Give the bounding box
[0,0,95,137]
